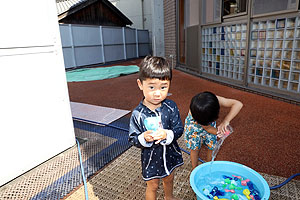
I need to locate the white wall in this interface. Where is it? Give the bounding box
[0,0,75,186]
[151,0,164,56]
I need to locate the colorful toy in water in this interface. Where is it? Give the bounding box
[228,184,235,190]
[204,175,262,200]
[221,176,243,192]
[243,189,251,199]
[223,175,239,182]
[230,180,238,186]
[203,188,224,199]
[203,188,213,199]
[229,184,243,190]
[237,194,250,200]
[213,196,229,200]
[232,174,249,185]
[222,178,231,188]
[247,181,261,200]
[243,189,256,200]
[210,186,225,197]
[203,186,226,199]
[231,194,239,200]
[222,176,238,184]
[241,179,250,186]
[232,175,242,179]
[223,175,233,180]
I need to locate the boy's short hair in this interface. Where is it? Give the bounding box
[190,91,220,126]
[138,56,172,81]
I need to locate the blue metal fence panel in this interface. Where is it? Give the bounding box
[72,25,102,46]
[60,24,150,68]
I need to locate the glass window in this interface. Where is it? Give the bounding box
[223,0,247,16]
[252,0,298,17]
[202,0,222,25]
[185,0,199,27]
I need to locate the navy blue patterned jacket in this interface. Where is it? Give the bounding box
[129,99,184,180]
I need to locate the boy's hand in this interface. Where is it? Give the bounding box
[216,131,224,138]
[218,123,228,133]
[152,128,167,144]
[144,130,154,142]
[217,121,230,138]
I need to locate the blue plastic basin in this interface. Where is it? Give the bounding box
[190,161,270,200]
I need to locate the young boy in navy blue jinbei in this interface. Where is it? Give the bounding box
[129,56,183,200]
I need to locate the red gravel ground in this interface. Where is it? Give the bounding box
[67,59,300,179]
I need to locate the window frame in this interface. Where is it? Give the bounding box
[222,0,248,19]
[251,0,299,18]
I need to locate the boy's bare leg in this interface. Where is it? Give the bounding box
[162,171,181,200]
[190,149,200,169]
[206,149,212,162]
[146,178,160,200]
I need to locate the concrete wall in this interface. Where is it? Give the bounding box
[151,0,165,56]
[110,0,145,29]
[110,0,165,57]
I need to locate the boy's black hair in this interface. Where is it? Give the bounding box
[138,56,172,81]
[190,91,220,126]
